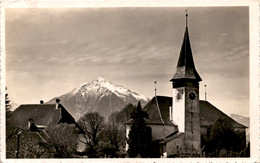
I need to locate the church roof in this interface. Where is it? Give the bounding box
[200,100,246,128]
[158,132,184,144]
[141,96,246,128]
[142,96,175,126]
[171,20,202,82]
[12,103,76,129]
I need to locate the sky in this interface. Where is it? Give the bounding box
[5,7,249,117]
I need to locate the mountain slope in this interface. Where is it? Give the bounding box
[230,114,249,127]
[48,77,149,120]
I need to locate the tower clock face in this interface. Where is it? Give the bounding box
[188,91,197,101]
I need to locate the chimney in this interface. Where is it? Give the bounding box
[169,106,173,121]
[55,99,60,109]
[28,118,33,129]
[40,100,44,104]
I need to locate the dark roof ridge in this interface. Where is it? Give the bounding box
[154,96,165,124]
[142,96,175,126]
[57,104,76,124]
[142,96,155,110]
[19,104,55,106]
[154,95,171,98]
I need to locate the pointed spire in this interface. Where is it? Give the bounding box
[171,11,202,82]
[154,81,157,96]
[205,85,207,101]
[185,9,188,27]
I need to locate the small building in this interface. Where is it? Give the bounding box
[12,99,77,131]
[12,99,85,152]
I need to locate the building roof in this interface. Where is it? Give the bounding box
[12,103,76,129]
[58,104,77,124]
[142,96,175,126]
[170,25,202,82]
[158,132,184,144]
[200,100,246,128]
[141,96,246,128]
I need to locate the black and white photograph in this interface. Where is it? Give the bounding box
[2,1,259,162]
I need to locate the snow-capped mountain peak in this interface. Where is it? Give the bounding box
[97,76,107,82]
[78,77,149,102]
[49,77,150,120]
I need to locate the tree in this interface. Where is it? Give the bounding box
[6,123,78,158]
[205,118,244,156]
[121,103,136,121]
[77,112,105,156]
[5,87,11,112]
[96,103,137,157]
[6,87,17,141]
[45,123,78,158]
[103,111,126,151]
[6,129,55,158]
[245,142,250,157]
[127,101,151,158]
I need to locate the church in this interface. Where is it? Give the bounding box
[125,13,247,157]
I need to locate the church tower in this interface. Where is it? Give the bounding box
[170,12,202,154]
